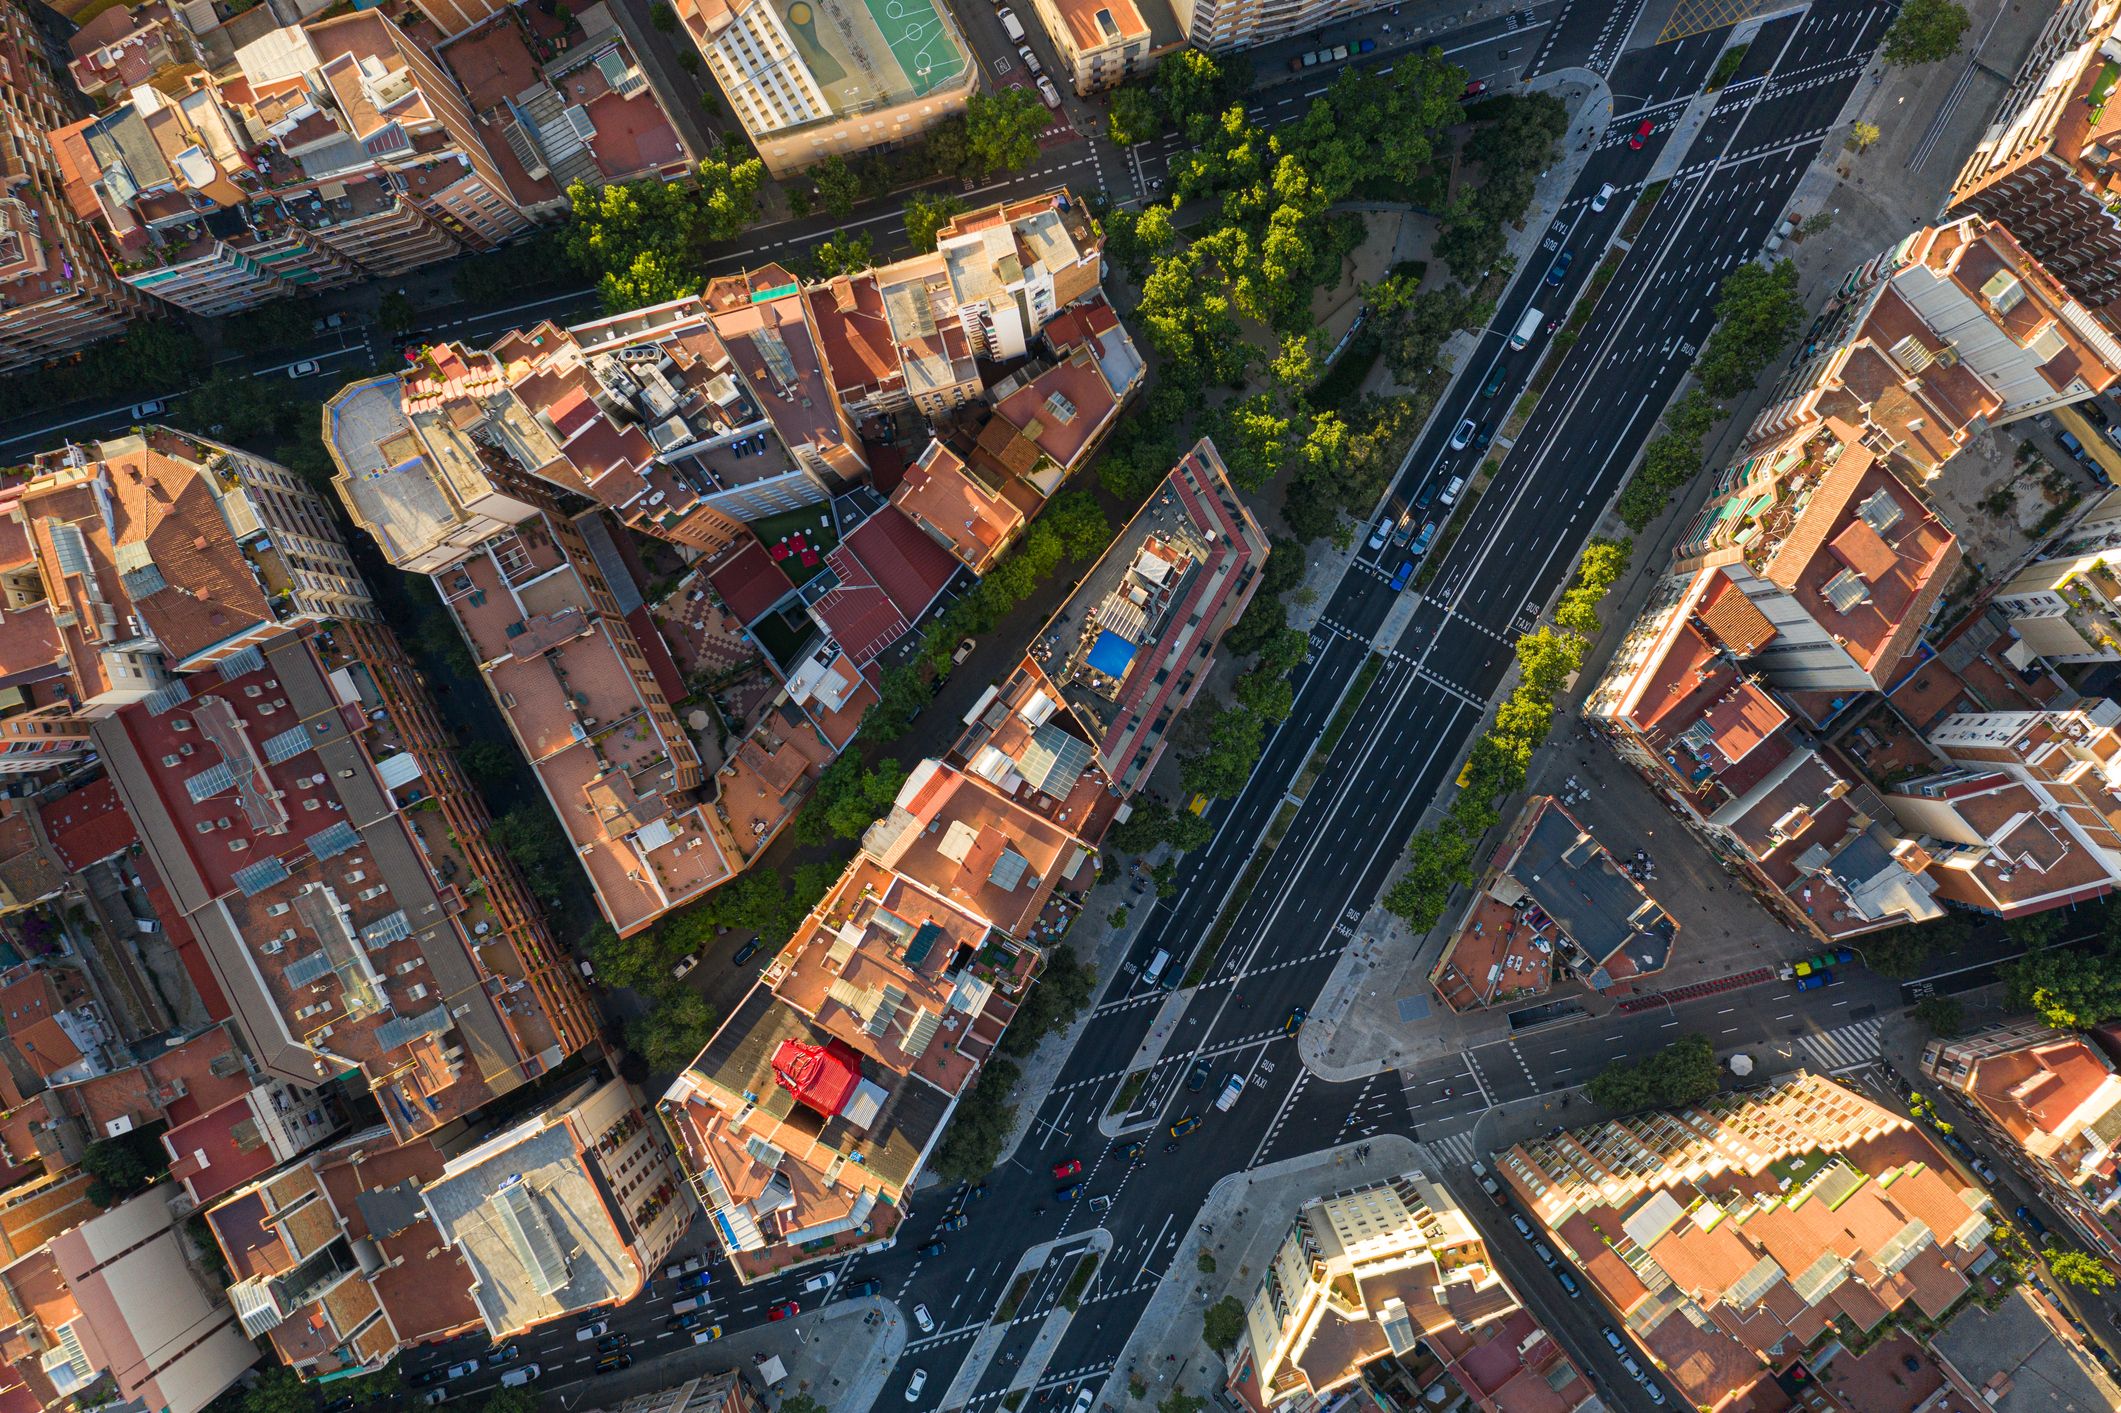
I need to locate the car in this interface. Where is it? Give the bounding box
[663,1254,707,1281]
[1619,1353,1646,1382]
[322,1395,357,1413]
[672,953,700,980]
[731,937,762,966]
[1409,521,1438,557]
[905,1369,929,1402]
[768,1300,801,1320]
[132,400,166,419]
[1630,118,1653,149]
[1122,1140,1148,1161]
[1591,182,1616,212]
[1055,1182,1084,1202]
[1644,1383,1666,1407]
[287,359,320,378]
[1017,43,1042,74]
[953,637,977,665]
[596,1334,628,1353]
[667,1312,703,1333]
[844,1277,883,1298]
[1471,425,1493,452]
[1389,560,1414,592]
[2014,1204,2050,1238]
[595,1353,633,1374]
[421,1392,448,1407]
[1450,418,1476,450]
[1415,480,1438,510]
[1187,1058,1212,1092]
[692,1324,725,1344]
[574,1322,608,1343]
[314,313,345,333]
[1534,1241,1557,1267]
[1601,1326,1624,1353]
[486,1343,521,1365]
[938,1212,970,1231]
[1052,1158,1082,1180]
[913,1303,935,1333]
[1283,1005,1308,1035]
[1510,1213,1534,1239]
[1972,1158,1997,1183]
[1368,518,1391,551]
[800,1272,837,1294]
[917,1239,948,1258]
[678,1269,712,1290]
[1462,79,1489,98]
[445,1361,481,1380]
[1556,1269,1581,1297]
[1545,250,1573,286]
[1088,1193,1114,1212]
[1037,75,1062,109]
[411,1370,448,1389]
[1170,1115,1202,1138]
[1440,476,1466,507]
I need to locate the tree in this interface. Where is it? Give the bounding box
[489,806,572,882]
[1882,0,1970,65]
[1155,49,1247,141]
[459,739,522,788]
[1863,915,1968,977]
[243,1368,313,1413]
[626,991,716,1073]
[1846,120,1881,153]
[1212,394,1296,492]
[965,88,1051,176]
[564,178,701,311]
[1696,259,1805,398]
[649,1,676,28]
[776,1398,829,1413]
[480,1387,542,1413]
[1181,702,1267,799]
[1001,946,1097,1056]
[1136,246,1251,384]
[174,371,294,446]
[932,1058,1020,1182]
[1913,995,1964,1036]
[2002,946,2121,1031]
[377,291,418,336]
[2050,1250,2116,1292]
[1588,1035,1720,1114]
[798,754,910,843]
[1384,825,1477,928]
[1159,1395,1208,1413]
[1040,488,1113,561]
[1202,1295,1246,1353]
[809,154,861,219]
[809,229,874,278]
[904,191,969,252]
[1108,85,1163,146]
[81,1125,170,1207]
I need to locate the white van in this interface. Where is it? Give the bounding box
[499,1366,540,1388]
[671,1297,703,1315]
[1214,1074,1244,1111]
[998,7,1025,40]
[1509,306,1544,351]
[575,1320,608,1341]
[1142,949,1171,986]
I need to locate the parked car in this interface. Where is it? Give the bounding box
[667,1312,703,1333]
[596,1334,627,1353]
[768,1301,801,1320]
[1016,43,1041,75]
[1389,560,1414,592]
[486,1344,521,1365]
[731,938,761,966]
[663,1254,707,1281]
[314,313,345,332]
[1186,1059,1212,1092]
[672,953,700,980]
[1368,518,1392,551]
[1557,1270,1581,1297]
[287,359,320,378]
[1510,1213,1534,1239]
[2015,1204,2050,1238]
[1036,75,1062,108]
[1450,418,1476,450]
[914,1303,935,1333]
[445,1362,480,1380]
[1052,1158,1082,1180]
[421,1392,448,1406]
[574,1322,607,1342]
[1462,79,1489,98]
[1600,1326,1624,1352]
[845,1278,883,1298]
[1070,1388,1099,1413]
[1534,1242,1557,1267]
[132,399,167,419]
[1088,1193,1114,1213]
[1644,1382,1666,1406]
[1055,1183,1084,1202]
[411,1370,448,1389]
[800,1272,837,1294]
[595,1354,633,1374]
[1630,118,1653,148]
[937,1212,970,1232]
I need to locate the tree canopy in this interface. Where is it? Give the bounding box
[1696,260,1805,397]
[563,158,763,312]
[965,88,1051,176]
[1587,1034,1722,1114]
[2001,943,2121,1031]
[1882,0,1970,65]
[903,191,970,252]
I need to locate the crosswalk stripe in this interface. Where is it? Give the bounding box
[1798,1019,1883,1074]
[1427,1130,1478,1169]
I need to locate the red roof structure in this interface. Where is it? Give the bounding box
[772,1037,862,1119]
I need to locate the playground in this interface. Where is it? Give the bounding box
[773,0,968,113]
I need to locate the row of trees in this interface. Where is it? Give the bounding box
[1615,260,1806,529]
[1586,1033,1722,1114]
[1382,539,1631,927]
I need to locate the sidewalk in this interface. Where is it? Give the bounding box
[1103,1135,1427,1410]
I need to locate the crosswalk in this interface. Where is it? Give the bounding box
[1798,1018,1884,1075]
[1426,1129,1480,1170]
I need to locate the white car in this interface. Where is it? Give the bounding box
[286,359,320,378]
[1037,75,1062,109]
[1070,1385,1099,1413]
[905,1369,928,1402]
[672,954,700,980]
[131,399,165,419]
[1591,182,1615,213]
[1017,43,1042,75]
[1450,418,1476,450]
[913,1302,935,1333]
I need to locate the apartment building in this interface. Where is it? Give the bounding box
[1991,484,2121,662]
[1029,0,1156,94]
[1499,1072,1995,1413]
[1923,1020,2121,1262]
[0,0,149,372]
[673,0,976,177]
[1749,217,2121,468]
[1168,0,1385,54]
[6,1190,262,1413]
[49,10,532,317]
[208,1074,681,1375]
[1014,438,1270,793]
[1585,566,1944,941]
[935,195,1104,361]
[1228,1171,1597,1412]
[1948,0,2121,312]
[593,1371,766,1413]
[1883,702,2121,916]
[1430,795,1678,1013]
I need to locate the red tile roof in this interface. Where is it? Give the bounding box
[39,777,137,872]
[707,540,794,625]
[844,507,959,620]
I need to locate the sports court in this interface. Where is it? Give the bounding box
[771,0,968,111]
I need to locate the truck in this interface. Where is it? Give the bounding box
[1214,1074,1244,1111]
[1509,306,1544,351]
[670,1297,704,1316]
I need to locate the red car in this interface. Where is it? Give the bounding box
[1051,1158,1082,1180]
[1462,79,1488,99]
[767,1301,800,1321]
[1629,118,1653,150]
